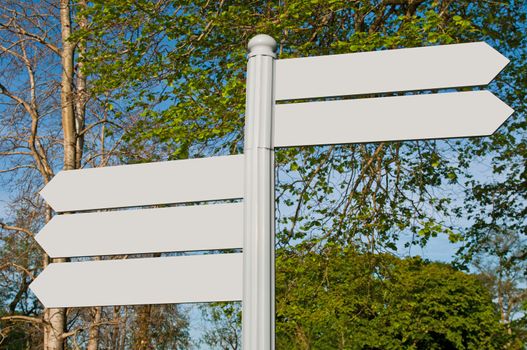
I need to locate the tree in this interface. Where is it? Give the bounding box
[0,1,191,348]
[455,6,527,336]
[472,229,526,346]
[276,244,511,349]
[200,302,241,349]
[0,1,64,347]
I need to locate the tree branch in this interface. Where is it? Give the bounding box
[0,315,43,324]
[0,222,34,237]
[0,164,35,173]
[0,22,61,56]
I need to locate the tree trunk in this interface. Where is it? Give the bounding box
[43,208,52,349]
[109,306,121,349]
[45,0,76,348]
[77,2,98,347]
[60,1,76,172]
[75,0,87,169]
[46,308,67,350]
[87,306,102,350]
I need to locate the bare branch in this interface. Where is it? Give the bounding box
[0,82,31,110]
[0,164,35,173]
[0,151,32,156]
[78,118,122,137]
[0,315,43,324]
[0,222,35,237]
[0,22,61,55]
[0,262,36,280]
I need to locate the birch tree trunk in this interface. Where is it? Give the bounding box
[75,0,87,169]
[76,3,101,345]
[87,306,102,350]
[45,1,76,349]
[60,0,76,172]
[43,208,53,349]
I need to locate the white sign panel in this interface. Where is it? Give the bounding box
[41,154,244,212]
[36,203,243,258]
[274,91,513,147]
[275,42,509,101]
[30,253,242,308]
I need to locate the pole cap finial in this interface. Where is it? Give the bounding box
[248,34,277,58]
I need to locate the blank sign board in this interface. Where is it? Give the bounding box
[37,203,244,258]
[274,91,513,147]
[275,42,509,101]
[40,155,244,212]
[30,253,243,308]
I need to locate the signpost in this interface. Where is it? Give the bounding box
[29,34,513,350]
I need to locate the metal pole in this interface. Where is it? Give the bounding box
[243,34,276,350]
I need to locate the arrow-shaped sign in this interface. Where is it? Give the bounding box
[41,154,244,212]
[274,91,513,147]
[29,253,242,308]
[36,202,243,258]
[275,42,509,101]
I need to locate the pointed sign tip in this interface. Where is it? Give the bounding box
[480,41,510,81]
[480,41,510,61]
[28,267,51,308]
[473,90,514,136]
[490,94,515,135]
[39,172,64,211]
[38,186,49,204]
[34,224,58,259]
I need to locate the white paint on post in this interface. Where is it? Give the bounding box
[41,154,244,212]
[274,91,513,148]
[275,42,509,101]
[36,203,243,258]
[29,253,243,308]
[243,35,276,350]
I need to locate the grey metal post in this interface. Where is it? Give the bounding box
[243,34,276,349]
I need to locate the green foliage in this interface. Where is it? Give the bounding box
[276,245,511,349]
